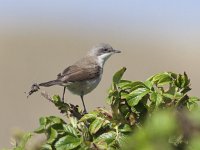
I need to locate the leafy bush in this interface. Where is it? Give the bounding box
[5,68,200,150]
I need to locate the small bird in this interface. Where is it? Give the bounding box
[28,43,121,113]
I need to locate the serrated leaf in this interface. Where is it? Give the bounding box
[126,88,149,106]
[113,67,126,84]
[94,131,116,145]
[63,124,78,137]
[69,117,78,129]
[89,118,105,134]
[55,135,82,150]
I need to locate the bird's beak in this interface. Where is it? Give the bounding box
[113,49,121,53]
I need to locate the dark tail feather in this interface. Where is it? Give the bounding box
[27,80,61,98]
[39,80,61,87]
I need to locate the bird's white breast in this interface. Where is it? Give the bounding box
[66,75,102,96]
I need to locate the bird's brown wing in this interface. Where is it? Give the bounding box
[57,65,101,83]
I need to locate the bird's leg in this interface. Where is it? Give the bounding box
[80,95,87,114]
[62,87,66,102]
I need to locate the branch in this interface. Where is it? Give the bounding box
[41,91,84,120]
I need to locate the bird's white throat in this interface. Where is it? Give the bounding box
[97,53,112,67]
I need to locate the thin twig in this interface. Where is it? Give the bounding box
[40,91,84,120]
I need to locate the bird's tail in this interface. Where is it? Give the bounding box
[39,80,61,87]
[27,79,61,98]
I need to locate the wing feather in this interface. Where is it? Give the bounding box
[57,65,101,83]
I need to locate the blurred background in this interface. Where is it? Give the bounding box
[0,0,200,148]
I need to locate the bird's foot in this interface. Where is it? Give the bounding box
[61,97,65,102]
[83,109,88,114]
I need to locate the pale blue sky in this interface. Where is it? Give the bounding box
[0,0,200,30]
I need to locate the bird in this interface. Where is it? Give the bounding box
[28,43,121,113]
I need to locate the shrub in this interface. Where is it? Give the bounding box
[5,68,200,150]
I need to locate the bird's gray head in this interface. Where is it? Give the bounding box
[88,43,121,66]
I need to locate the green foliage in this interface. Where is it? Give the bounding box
[2,133,32,150]
[6,68,200,150]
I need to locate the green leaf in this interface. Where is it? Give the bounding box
[80,113,97,122]
[89,117,105,134]
[175,73,190,89]
[113,67,126,84]
[48,116,64,124]
[150,72,172,86]
[47,128,58,144]
[130,81,147,91]
[176,72,190,88]
[34,117,47,133]
[14,133,32,150]
[121,92,129,99]
[40,117,48,125]
[63,124,78,137]
[150,92,163,107]
[118,80,133,89]
[183,72,190,87]
[41,144,52,150]
[157,75,172,86]
[187,97,200,111]
[34,125,45,134]
[52,95,61,102]
[119,104,130,117]
[55,135,82,150]
[144,80,153,89]
[35,116,65,134]
[126,88,149,106]
[118,124,132,133]
[94,131,116,145]
[93,142,108,149]
[50,123,65,134]
[162,93,174,99]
